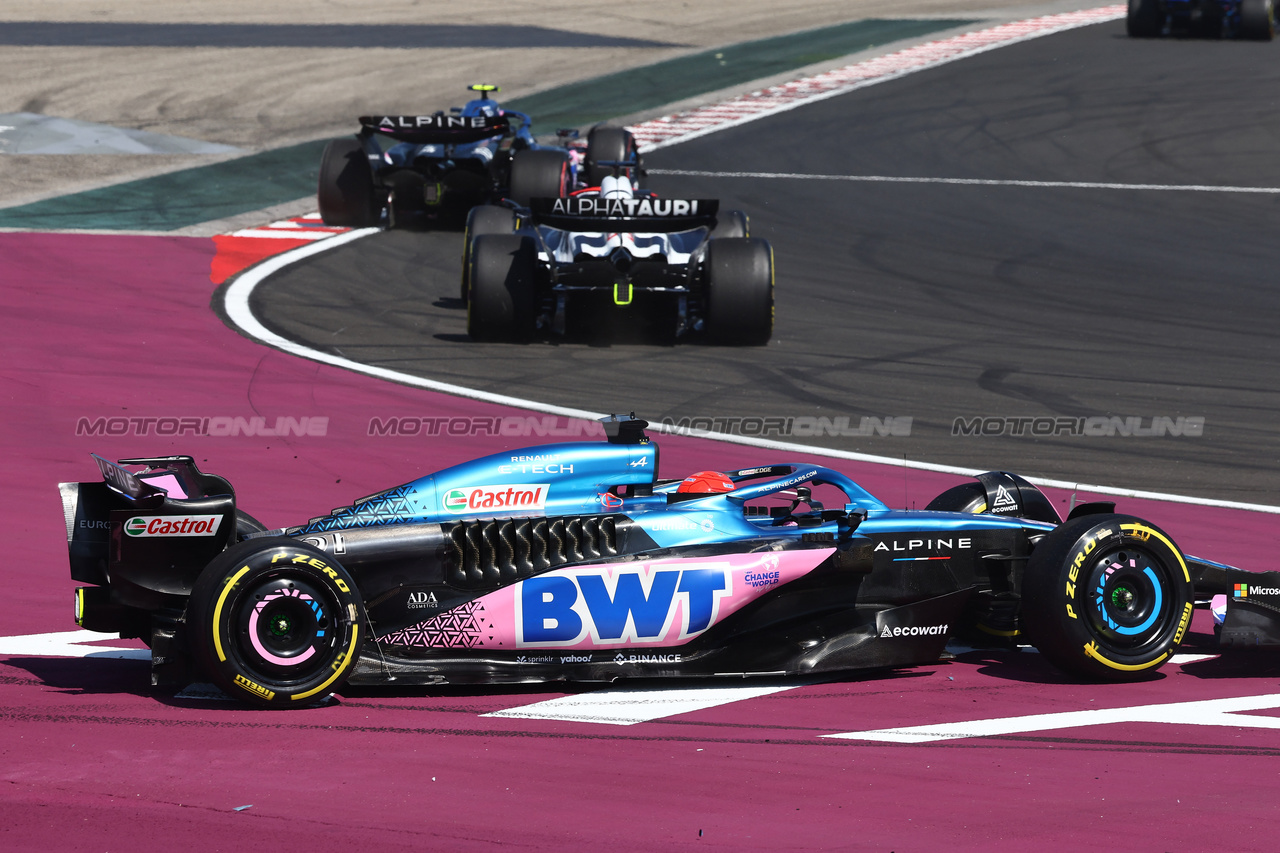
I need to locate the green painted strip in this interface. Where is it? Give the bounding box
[0,18,975,232]
[0,140,327,231]
[506,18,975,131]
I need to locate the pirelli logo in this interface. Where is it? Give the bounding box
[234,674,276,701]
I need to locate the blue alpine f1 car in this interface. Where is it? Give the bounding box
[318,84,636,227]
[1127,0,1275,39]
[60,415,1276,707]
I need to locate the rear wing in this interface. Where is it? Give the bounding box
[60,455,236,600]
[358,113,509,145]
[528,196,719,232]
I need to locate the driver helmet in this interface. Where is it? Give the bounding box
[676,471,735,494]
[461,99,499,118]
[600,174,634,200]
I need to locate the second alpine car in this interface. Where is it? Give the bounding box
[318,84,582,227]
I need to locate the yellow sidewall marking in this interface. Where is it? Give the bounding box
[976,623,1021,638]
[1084,642,1168,671]
[1079,525,1188,672]
[292,624,359,701]
[1120,522,1190,582]
[768,244,776,327]
[212,565,252,663]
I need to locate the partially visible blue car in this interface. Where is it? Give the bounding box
[1128,0,1275,39]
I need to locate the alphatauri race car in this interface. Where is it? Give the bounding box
[463,174,772,344]
[60,415,1276,708]
[317,85,639,227]
[1127,0,1275,38]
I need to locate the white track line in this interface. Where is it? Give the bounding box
[0,630,149,660]
[825,693,1280,743]
[648,169,1280,195]
[219,6,1280,517]
[484,683,799,726]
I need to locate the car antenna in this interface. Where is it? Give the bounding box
[903,453,910,510]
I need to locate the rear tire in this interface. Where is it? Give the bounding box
[1240,0,1275,39]
[710,210,749,240]
[1021,515,1194,681]
[508,149,570,206]
[317,138,380,227]
[187,538,365,706]
[460,205,517,301]
[468,234,538,341]
[1126,0,1164,36]
[703,238,773,345]
[584,126,639,186]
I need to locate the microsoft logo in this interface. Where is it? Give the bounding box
[1234,583,1280,598]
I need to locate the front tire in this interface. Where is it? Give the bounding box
[925,482,988,514]
[234,509,269,541]
[468,234,538,341]
[1127,0,1164,36]
[460,204,517,301]
[188,538,365,706]
[317,138,380,227]
[925,482,1022,640]
[1021,515,1193,681]
[703,238,774,345]
[508,149,570,206]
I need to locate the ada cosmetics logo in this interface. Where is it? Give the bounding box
[442,484,549,514]
[407,591,440,610]
[124,515,222,538]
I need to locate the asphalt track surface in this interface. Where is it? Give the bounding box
[254,18,1280,506]
[6,16,1280,853]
